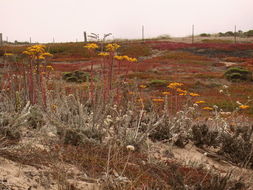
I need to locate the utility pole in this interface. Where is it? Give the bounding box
[234,25,237,44]
[30,37,32,44]
[53,37,55,43]
[84,31,87,42]
[192,24,194,44]
[0,33,3,46]
[142,25,145,42]
[6,36,8,43]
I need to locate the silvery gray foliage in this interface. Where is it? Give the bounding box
[0,92,31,141]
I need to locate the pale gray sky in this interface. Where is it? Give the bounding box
[1,0,253,43]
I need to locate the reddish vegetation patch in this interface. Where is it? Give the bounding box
[51,57,90,62]
[149,41,253,51]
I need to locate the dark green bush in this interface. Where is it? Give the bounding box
[224,67,252,82]
[200,33,211,37]
[62,71,89,83]
[148,79,167,87]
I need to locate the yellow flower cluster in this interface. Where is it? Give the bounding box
[239,105,250,109]
[128,91,135,95]
[114,55,137,62]
[46,65,54,71]
[167,82,183,89]
[139,85,147,88]
[162,91,171,95]
[106,43,120,52]
[176,88,187,93]
[114,55,124,61]
[127,57,137,62]
[84,43,99,49]
[4,53,14,56]
[23,45,52,60]
[23,45,46,56]
[152,98,164,102]
[189,93,200,97]
[195,101,205,104]
[42,52,53,57]
[137,98,144,102]
[203,107,213,111]
[98,52,109,56]
[176,88,187,96]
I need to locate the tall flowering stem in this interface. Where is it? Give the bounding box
[23,45,53,107]
[84,43,99,103]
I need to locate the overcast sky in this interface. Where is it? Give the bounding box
[1,0,253,43]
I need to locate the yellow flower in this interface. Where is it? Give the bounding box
[128,57,137,62]
[41,72,46,75]
[195,101,205,104]
[46,65,54,71]
[114,55,124,60]
[4,53,14,56]
[51,104,57,111]
[42,52,53,57]
[137,98,144,102]
[139,85,147,88]
[162,91,171,95]
[239,105,250,109]
[99,52,109,56]
[179,92,187,96]
[152,98,164,102]
[189,93,200,97]
[106,43,120,52]
[128,91,135,95]
[84,43,99,49]
[167,82,183,89]
[38,55,45,60]
[176,88,187,94]
[203,107,213,111]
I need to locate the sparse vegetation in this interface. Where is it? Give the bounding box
[1,39,253,189]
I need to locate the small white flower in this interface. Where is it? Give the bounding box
[236,101,242,105]
[189,107,195,111]
[219,89,224,93]
[223,85,229,89]
[221,112,231,116]
[126,145,135,151]
[128,110,133,115]
[213,105,218,109]
[113,105,117,110]
[193,103,199,107]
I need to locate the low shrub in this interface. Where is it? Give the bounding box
[191,124,219,147]
[62,70,89,83]
[224,67,252,82]
[199,33,211,37]
[218,125,253,168]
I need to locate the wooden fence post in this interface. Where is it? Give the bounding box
[84,31,87,42]
[0,33,3,46]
